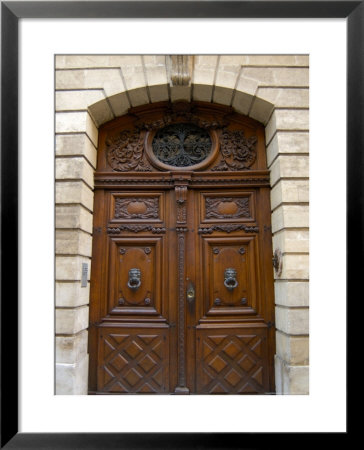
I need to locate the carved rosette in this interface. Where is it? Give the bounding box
[106,130,152,172]
[212,129,257,171]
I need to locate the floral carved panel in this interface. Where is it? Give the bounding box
[106,130,152,172]
[212,129,257,171]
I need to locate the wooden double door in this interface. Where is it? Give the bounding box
[89,102,275,394]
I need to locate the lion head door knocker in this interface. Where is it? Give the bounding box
[127,268,141,290]
[224,268,238,291]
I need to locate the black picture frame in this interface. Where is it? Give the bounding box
[1,1,357,448]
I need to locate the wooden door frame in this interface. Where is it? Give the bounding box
[88,101,276,394]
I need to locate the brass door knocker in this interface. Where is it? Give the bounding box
[224,268,238,291]
[127,268,141,290]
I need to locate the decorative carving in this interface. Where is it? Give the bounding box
[95,176,270,187]
[198,224,259,234]
[175,229,188,393]
[169,55,192,86]
[175,185,188,224]
[115,197,159,220]
[152,123,212,168]
[191,177,270,185]
[197,333,266,394]
[99,332,168,393]
[205,197,250,219]
[107,225,166,234]
[106,130,152,172]
[174,182,189,393]
[212,129,257,171]
[134,103,228,132]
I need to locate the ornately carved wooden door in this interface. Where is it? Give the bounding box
[89,102,275,394]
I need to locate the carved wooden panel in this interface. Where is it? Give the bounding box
[98,326,169,393]
[196,326,269,394]
[106,130,153,172]
[201,236,258,316]
[110,193,164,223]
[211,129,257,171]
[200,191,256,223]
[96,101,268,173]
[107,238,163,315]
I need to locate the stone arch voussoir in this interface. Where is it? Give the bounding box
[87,84,275,129]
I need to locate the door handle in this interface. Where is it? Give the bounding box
[224,268,238,291]
[186,281,195,304]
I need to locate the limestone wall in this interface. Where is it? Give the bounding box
[55,55,309,394]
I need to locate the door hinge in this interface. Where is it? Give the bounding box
[266,321,275,329]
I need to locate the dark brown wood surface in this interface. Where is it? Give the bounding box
[88,102,275,394]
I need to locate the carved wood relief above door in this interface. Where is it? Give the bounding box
[89,101,275,394]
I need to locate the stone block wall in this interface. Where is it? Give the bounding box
[55,55,309,394]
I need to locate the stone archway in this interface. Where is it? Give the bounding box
[55,55,309,394]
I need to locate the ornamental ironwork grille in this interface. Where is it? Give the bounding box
[152,123,212,167]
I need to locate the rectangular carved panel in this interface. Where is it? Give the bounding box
[200,191,255,224]
[201,236,258,317]
[110,192,164,223]
[196,325,269,394]
[107,237,164,316]
[97,325,169,393]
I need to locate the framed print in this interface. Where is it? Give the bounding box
[1,1,358,447]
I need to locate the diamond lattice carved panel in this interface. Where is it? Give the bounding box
[196,327,269,394]
[98,327,169,393]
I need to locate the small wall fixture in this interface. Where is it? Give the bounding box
[272,249,283,277]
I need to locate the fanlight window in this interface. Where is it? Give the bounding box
[152,123,212,168]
